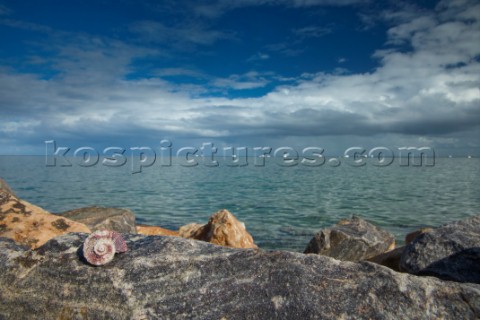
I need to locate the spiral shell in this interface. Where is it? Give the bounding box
[83,230,127,266]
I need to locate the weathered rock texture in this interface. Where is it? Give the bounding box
[0,190,91,249]
[367,246,405,272]
[178,222,203,238]
[59,206,137,233]
[136,224,179,237]
[405,227,433,245]
[0,234,479,319]
[180,209,257,249]
[400,215,480,283]
[304,216,395,262]
[0,178,15,197]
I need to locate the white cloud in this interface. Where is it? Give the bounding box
[264,42,304,56]
[0,18,52,33]
[247,52,270,62]
[210,71,271,90]
[192,0,368,18]
[293,26,333,38]
[153,68,206,78]
[129,20,234,49]
[1,0,479,155]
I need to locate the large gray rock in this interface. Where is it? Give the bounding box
[400,215,480,283]
[405,227,433,245]
[58,206,136,233]
[0,234,479,319]
[304,216,395,262]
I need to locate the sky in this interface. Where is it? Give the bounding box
[0,0,479,156]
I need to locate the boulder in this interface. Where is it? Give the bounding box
[136,224,179,236]
[367,246,405,272]
[58,206,136,233]
[304,216,395,262]
[400,215,480,283]
[405,227,433,245]
[0,190,90,249]
[0,234,478,319]
[178,222,203,238]
[0,178,15,197]
[181,209,257,249]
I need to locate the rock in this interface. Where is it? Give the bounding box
[405,227,433,245]
[367,246,405,272]
[0,234,479,319]
[136,224,179,236]
[0,190,90,249]
[0,178,16,197]
[400,215,480,283]
[181,209,257,249]
[304,216,396,262]
[178,222,203,238]
[58,206,136,233]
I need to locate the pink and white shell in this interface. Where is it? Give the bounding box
[82,230,127,266]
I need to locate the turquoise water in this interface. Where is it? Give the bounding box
[1,156,479,251]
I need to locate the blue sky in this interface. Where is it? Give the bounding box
[0,0,479,156]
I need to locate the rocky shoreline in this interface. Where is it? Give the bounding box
[1,178,479,319]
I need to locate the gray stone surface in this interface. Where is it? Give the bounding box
[400,215,480,283]
[405,228,433,245]
[367,246,405,272]
[304,216,395,261]
[58,206,136,233]
[0,233,479,319]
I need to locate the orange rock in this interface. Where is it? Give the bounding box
[178,223,203,238]
[136,224,179,236]
[0,190,90,249]
[180,209,257,249]
[0,178,15,196]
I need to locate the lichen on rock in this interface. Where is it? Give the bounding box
[0,180,90,249]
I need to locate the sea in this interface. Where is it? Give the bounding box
[1,155,479,252]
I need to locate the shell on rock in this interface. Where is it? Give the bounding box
[82,230,127,266]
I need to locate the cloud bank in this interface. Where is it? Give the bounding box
[0,0,479,155]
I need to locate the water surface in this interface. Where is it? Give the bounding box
[1,156,478,251]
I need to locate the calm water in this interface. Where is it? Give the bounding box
[1,156,479,251]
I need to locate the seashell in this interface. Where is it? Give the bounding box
[82,230,127,266]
